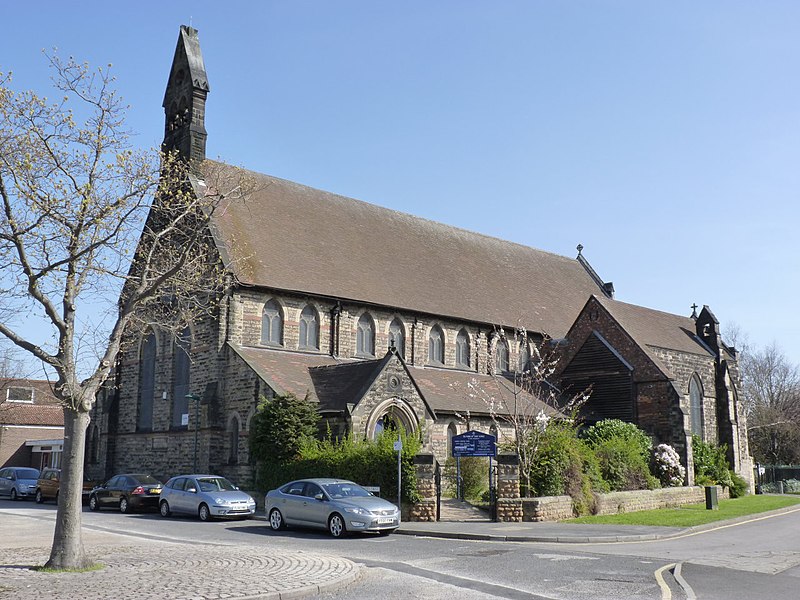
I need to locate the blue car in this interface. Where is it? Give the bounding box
[159,474,256,521]
[0,467,40,500]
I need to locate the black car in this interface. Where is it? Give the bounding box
[88,473,163,513]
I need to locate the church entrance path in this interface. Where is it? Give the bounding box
[438,497,492,522]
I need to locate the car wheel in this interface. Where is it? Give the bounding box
[119,497,130,514]
[35,489,43,504]
[89,495,100,511]
[198,503,212,522]
[328,513,346,538]
[10,489,18,501]
[269,508,285,531]
[159,500,171,517]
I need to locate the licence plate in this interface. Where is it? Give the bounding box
[149,489,162,494]
[377,517,395,524]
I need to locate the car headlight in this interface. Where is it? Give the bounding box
[344,507,370,516]
[215,498,228,505]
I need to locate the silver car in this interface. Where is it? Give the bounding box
[0,467,40,500]
[265,478,400,537]
[159,474,256,521]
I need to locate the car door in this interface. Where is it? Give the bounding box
[298,482,328,528]
[0,469,9,496]
[98,476,119,508]
[275,481,306,524]
[171,477,196,514]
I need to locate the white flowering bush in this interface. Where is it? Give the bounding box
[653,443,686,487]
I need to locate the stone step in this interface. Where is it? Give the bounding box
[438,498,491,522]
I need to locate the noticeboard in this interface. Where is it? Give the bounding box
[451,430,496,457]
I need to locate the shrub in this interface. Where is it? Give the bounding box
[249,393,319,464]
[692,435,748,497]
[583,420,657,492]
[443,456,489,501]
[653,443,686,487]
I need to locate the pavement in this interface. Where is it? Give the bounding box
[2,505,798,599]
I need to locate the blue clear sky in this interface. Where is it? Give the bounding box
[3,1,799,368]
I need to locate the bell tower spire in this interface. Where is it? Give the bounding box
[162,25,210,171]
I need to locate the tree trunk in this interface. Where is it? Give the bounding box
[45,407,93,569]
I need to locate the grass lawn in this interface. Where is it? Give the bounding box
[566,495,800,527]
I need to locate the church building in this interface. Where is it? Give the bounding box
[87,26,751,489]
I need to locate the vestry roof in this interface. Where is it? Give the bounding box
[207,166,606,338]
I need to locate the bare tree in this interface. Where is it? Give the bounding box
[456,328,589,496]
[739,342,800,464]
[0,56,237,568]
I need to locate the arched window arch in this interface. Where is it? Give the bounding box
[172,327,191,429]
[456,329,471,368]
[494,337,509,373]
[356,313,375,357]
[85,425,99,465]
[228,413,241,465]
[299,305,320,350]
[428,325,444,365]
[446,422,458,457]
[389,318,405,358]
[261,299,283,346]
[137,331,156,431]
[689,374,704,438]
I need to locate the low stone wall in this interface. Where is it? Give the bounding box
[521,486,729,522]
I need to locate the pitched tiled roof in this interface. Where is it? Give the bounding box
[0,378,63,427]
[206,165,605,338]
[596,296,713,359]
[233,345,556,418]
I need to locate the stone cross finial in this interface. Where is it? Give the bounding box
[576,244,584,256]
[690,303,698,319]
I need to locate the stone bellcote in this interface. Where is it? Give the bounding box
[163,25,210,171]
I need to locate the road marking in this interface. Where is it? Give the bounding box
[673,562,696,600]
[532,553,599,561]
[654,562,676,600]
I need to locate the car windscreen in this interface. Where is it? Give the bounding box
[16,469,40,479]
[197,477,236,492]
[133,475,161,485]
[322,482,372,499]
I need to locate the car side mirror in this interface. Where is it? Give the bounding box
[187,487,197,494]
[314,493,325,501]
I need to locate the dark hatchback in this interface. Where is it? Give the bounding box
[88,473,163,513]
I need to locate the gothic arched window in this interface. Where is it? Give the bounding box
[518,342,531,373]
[299,305,320,350]
[356,313,375,357]
[137,332,156,431]
[389,318,405,358]
[428,325,444,365]
[689,374,704,439]
[456,329,471,368]
[229,414,240,465]
[172,327,191,429]
[261,299,283,346]
[446,422,458,457]
[494,337,509,373]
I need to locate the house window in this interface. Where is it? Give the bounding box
[6,387,34,403]
[172,327,191,429]
[455,329,470,368]
[356,313,375,357]
[494,338,509,373]
[261,299,283,346]
[689,375,704,439]
[389,318,405,358]
[137,332,156,431]
[299,305,319,350]
[428,325,444,365]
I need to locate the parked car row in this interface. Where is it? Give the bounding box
[3,467,400,536]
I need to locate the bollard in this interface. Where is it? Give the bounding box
[705,485,718,510]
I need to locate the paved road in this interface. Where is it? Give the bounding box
[2,500,800,599]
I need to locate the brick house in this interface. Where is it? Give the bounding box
[87,26,751,488]
[0,378,64,469]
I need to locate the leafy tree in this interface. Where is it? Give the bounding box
[0,56,237,568]
[250,393,320,464]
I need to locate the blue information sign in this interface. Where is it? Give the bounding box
[451,430,496,457]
